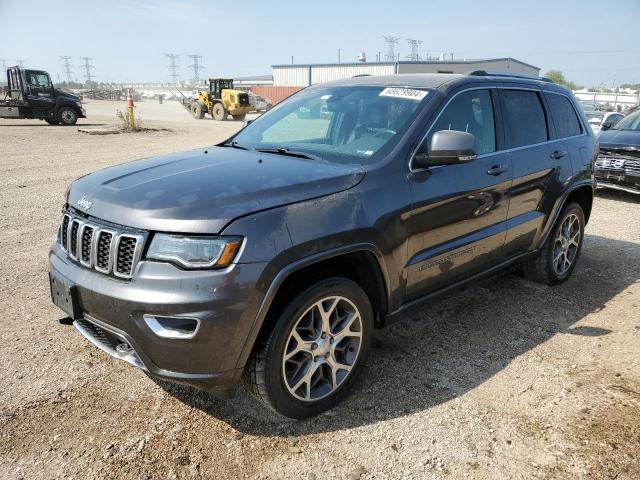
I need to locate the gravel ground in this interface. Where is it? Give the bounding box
[1,101,639,480]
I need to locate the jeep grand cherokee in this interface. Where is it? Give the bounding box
[49,72,597,419]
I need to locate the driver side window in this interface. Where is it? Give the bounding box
[424,89,496,156]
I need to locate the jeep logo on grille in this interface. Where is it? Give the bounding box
[77,196,93,211]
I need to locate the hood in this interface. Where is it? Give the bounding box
[598,129,640,150]
[67,147,365,233]
[55,89,80,102]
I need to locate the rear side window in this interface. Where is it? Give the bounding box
[427,89,496,155]
[545,93,582,138]
[501,90,548,148]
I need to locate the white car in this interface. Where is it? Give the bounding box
[248,93,273,112]
[585,111,624,134]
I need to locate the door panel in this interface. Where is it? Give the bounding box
[405,152,512,299]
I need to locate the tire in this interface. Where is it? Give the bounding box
[244,277,373,419]
[232,114,246,121]
[191,101,205,119]
[45,118,59,125]
[211,102,227,121]
[57,107,78,126]
[523,202,585,285]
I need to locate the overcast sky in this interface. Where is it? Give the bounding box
[1,0,639,87]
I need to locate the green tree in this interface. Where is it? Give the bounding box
[544,70,583,91]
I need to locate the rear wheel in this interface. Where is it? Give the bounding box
[523,202,585,285]
[190,101,205,119]
[232,113,246,121]
[57,107,78,126]
[211,102,227,121]
[244,278,373,419]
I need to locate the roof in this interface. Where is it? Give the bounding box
[306,72,566,93]
[272,57,540,71]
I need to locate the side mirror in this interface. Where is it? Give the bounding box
[413,130,477,169]
[242,119,253,129]
[600,121,613,131]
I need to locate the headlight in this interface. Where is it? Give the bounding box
[146,234,242,269]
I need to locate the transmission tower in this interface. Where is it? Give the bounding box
[383,36,400,62]
[406,39,423,61]
[60,56,73,83]
[79,57,95,84]
[187,55,204,84]
[164,53,180,84]
[16,59,25,68]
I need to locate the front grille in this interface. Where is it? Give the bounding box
[596,153,640,178]
[58,212,143,279]
[76,318,116,350]
[60,214,70,251]
[115,236,137,277]
[95,231,113,272]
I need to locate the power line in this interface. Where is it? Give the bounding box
[406,39,423,61]
[164,53,180,84]
[79,57,95,83]
[383,36,400,62]
[59,56,73,83]
[187,55,204,84]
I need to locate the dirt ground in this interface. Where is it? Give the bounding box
[1,100,639,480]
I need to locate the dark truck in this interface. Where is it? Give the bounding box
[49,72,597,419]
[0,66,85,125]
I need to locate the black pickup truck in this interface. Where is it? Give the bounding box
[0,66,86,125]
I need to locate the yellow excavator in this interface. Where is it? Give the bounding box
[186,78,252,121]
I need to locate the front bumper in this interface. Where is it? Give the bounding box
[595,170,640,194]
[49,242,267,397]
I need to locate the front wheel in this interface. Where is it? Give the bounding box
[190,101,205,119]
[244,278,373,419]
[523,202,585,285]
[57,107,78,125]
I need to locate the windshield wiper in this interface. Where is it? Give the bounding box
[221,140,249,150]
[255,147,320,161]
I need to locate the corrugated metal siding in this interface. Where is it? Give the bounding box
[249,86,303,105]
[310,64,395,85]
[273,67,309,87]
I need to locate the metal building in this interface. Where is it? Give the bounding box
[273,57,540,87]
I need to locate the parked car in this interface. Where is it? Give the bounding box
[585,111,624,134]
[248,93,272,112]
[49,72,596,419]
[594,109,640,194]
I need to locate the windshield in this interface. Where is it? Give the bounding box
[612,111,640,131]
[231,86,430,165]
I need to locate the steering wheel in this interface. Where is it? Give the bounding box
[373,129,396,139]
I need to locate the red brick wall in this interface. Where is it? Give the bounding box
[248,86,303,105]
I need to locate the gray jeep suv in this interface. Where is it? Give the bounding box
[49,72,597,419]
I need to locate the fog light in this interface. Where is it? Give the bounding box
[143,315,200,339]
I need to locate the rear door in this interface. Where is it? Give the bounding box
[404,87,513,299]
[499,87,574,257]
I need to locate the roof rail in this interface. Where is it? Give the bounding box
[351,74,371,78]
[466,70,554,83]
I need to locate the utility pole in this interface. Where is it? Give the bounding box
[79,57,95,84]
[187,55,204,84]
[406,39,423,61]
[164,53,179,84]
[338,49,341,64]
[383,36,399,62]
[16,59,25,68]
[60,56,73,83]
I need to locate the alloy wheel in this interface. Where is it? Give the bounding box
[553,213,581,275]
[282,296,362,402]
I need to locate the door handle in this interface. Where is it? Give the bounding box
[487,165,508,176]
[550,150,567,159]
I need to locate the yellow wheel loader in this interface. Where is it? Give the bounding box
[187,78,252,121]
